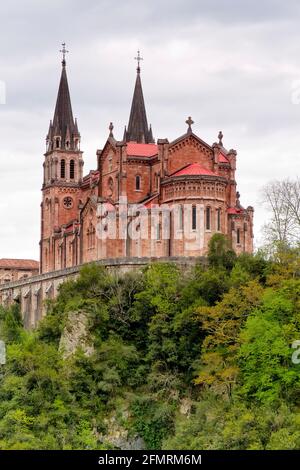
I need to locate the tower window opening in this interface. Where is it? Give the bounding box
[60,159,66,179]
[56,138,60,149]
[237,228,241,244]
[70,160,75,179]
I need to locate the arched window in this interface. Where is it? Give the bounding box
[192,205,197,230]
[135,175,141,191]
[237,228,241,244]
[70,160,75,179]
[206,207,211,230]
[87,223,95,249]
[56,138,60,149]
[60,159,66,179]
[217,208,221,231]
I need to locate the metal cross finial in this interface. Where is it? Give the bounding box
[134,50,143,73]
[186,116,194,133]
[60,42,69,66]
[218,131,223,145]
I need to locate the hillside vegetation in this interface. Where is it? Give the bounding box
[0,235,300,450]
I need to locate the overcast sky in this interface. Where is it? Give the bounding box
[0,0,300,260]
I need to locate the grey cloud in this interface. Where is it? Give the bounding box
[0,0,300,258]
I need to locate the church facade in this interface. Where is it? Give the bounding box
[40,51,254,275]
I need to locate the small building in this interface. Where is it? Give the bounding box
[0,259,39,285]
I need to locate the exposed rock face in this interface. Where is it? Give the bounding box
[179,397,192,417]
[97,415,145,450]
[59,310,94,359]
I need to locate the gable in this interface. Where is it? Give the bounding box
[99,138,118,175]
[168,133,214,175]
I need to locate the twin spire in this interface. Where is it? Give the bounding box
[47,43,80,151]
[47,46,154,150]
[125,51,154,144]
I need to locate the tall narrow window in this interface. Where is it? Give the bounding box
[156,223,161,240]
[60,159,65,179]
[70,160,75,179]
[87,223,95,249]
[237,228,241,244]
[217,208,221,231]
[136,175,141,191]
[192,205,197,230]
[206,207,211,230]
[108,154,113,172]
[178,205,184,230]
[45,248,48,270]
[56,138,60,149]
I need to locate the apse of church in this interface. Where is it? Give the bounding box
[40,46,254,274]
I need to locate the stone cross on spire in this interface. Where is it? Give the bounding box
[134,50,143,73]
[60,42,69,67]
[186,116,194,133]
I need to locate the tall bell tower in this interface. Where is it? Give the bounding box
[40,44,84,273]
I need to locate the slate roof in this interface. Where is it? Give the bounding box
[47,61,80,150]
[125,68,154,144]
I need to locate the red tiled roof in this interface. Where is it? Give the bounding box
[171,163,215,177]
[127,142,158,157]
[81,170,100,189]
[219,152,229,163]
[0,259,39,270]
[142,195,159,209]
[227,207,243,215]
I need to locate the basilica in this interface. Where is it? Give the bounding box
[40,48,254,274]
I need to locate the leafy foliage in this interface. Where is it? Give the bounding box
[0,247,300,450]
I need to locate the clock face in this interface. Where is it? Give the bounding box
[63,196,73,209]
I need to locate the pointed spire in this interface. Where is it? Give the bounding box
[46,120,53,140]
[123,126,127,142]
[125,52,154,144]
[47,44,80,151]
[148,124,154,143]
[74,118,79,135]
